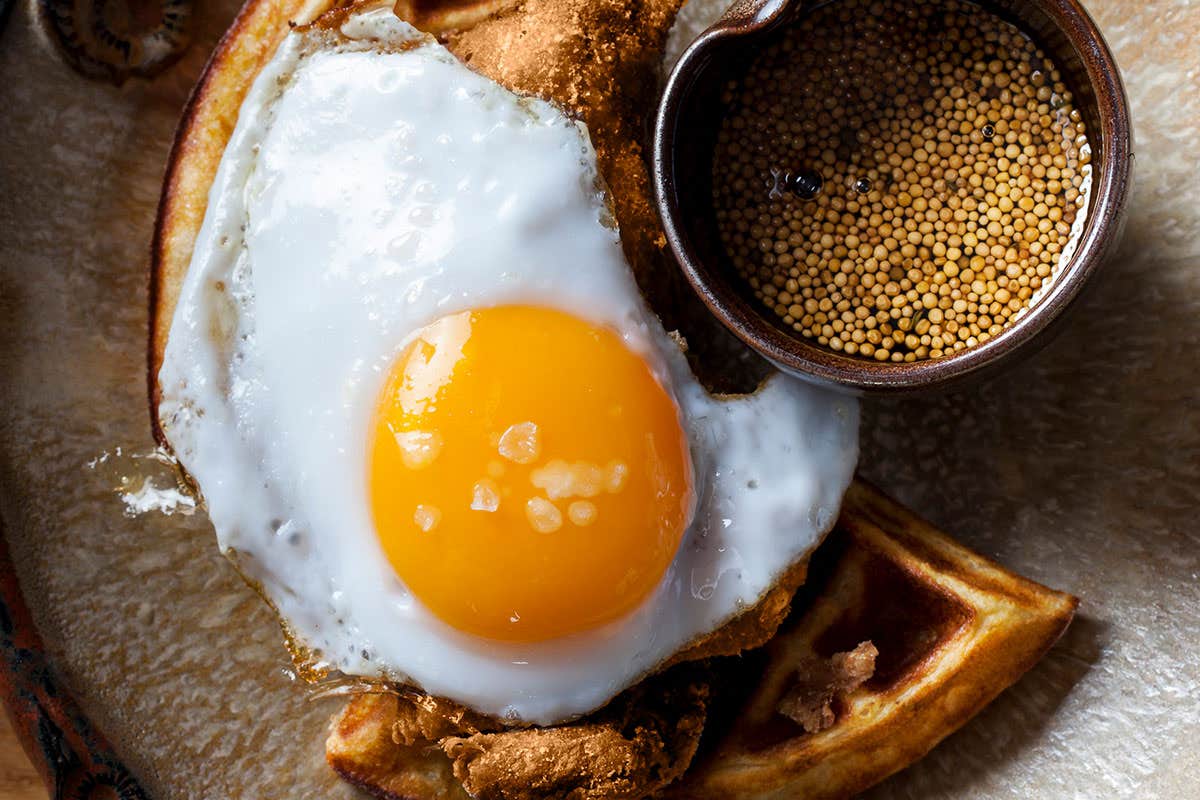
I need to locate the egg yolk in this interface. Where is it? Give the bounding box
[368,306,693,643]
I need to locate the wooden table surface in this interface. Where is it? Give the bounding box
[0,714,45,800]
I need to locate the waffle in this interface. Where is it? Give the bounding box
[149,0,1077,797]
[666,480,1077,798]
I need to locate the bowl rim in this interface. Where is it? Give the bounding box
[653,0,1133,393]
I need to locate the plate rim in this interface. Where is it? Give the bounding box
[0,518,150,799]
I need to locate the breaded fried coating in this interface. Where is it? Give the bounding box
[330,667,710,800]
[327,692,471,800]
[442,670,708,800]
[390,692,502,745]
[665,559,809,668]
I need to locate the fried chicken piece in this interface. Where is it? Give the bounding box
[327,692,471,800]
[329,667,710,800]
[665,559,809,668]
[443,671,708,800]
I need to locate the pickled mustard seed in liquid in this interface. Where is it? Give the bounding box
[711,0,1092,363]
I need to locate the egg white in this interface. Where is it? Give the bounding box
[158,7,859,725]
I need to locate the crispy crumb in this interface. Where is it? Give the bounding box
[777,641,878,733]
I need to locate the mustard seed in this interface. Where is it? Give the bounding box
[712,0,1091,362]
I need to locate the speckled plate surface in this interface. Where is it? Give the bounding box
[0,0,1197,797]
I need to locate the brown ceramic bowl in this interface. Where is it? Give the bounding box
[653,0,1132,393]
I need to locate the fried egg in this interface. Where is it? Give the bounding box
[158,7,858,725]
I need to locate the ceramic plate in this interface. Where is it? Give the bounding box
[1,0,1197,796]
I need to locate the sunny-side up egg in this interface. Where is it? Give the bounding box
[157,7,859,725]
